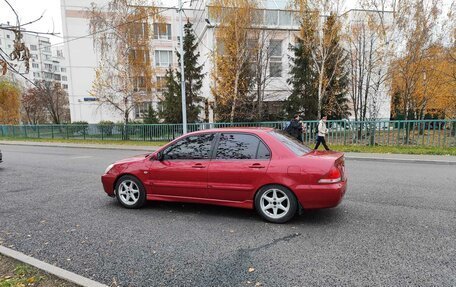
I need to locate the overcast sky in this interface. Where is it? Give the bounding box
[0,0,453,44]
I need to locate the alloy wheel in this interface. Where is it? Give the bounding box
[260,188,290,219]
[118,180,140,206]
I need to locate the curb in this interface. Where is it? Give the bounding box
[345,156,456,165]
[0,245,108,287]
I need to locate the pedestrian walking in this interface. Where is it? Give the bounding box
[285,114,303,141]
[314,115,330,150]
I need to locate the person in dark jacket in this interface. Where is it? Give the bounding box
[285,114,303,141]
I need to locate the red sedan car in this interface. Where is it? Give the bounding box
[101,128,347,223]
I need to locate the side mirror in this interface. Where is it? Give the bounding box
[150,152,163,161]
[156,151,164,161]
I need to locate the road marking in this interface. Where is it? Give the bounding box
[0,245,108,287]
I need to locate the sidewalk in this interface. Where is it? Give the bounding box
[2,140,456,165]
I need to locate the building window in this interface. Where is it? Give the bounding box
[62,75,67,81]
[31,54,38,59]
[54,74,61,81]
[153,23,171,40]
[154,50,173,67]
[44,54,51,60]
[44,63,53,71]
[252,9,264,25]
[265,10,278,26]
[43,72,53,79]
[30,45,37,51]
[132,76,146,90]
[6,34,10,39]
[129,22,147,39]
[134,102,152,118]
[33,72,40,78]
[61,67,66,72]
[156,76,166,91]
[129,49,150,64]
[63,84,68,89]
[279,11,292,26]
[269,40,282,77]
[43,46,51,53]
[32,63,39,69]
[270,62,282,77]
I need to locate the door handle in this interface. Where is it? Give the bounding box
[192,163,206,168]
[248,163,265,169]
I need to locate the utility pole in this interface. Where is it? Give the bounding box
[178,0,187,134]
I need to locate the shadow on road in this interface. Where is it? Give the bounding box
[104,198,345,225]
[294,208,345,225]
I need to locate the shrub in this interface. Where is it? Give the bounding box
[98,120,115,136]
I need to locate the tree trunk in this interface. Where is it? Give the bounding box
[230,71,240,123]
[317,63,324,119]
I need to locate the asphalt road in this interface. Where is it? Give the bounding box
[0,145,455,287]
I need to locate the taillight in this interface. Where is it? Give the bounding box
[318,165,342,184]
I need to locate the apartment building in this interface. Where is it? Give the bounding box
[0,23,68,89]
[60,0,392,123]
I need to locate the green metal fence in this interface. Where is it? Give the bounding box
[1,119,455,147]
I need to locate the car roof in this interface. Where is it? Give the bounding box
[188,127,274,135]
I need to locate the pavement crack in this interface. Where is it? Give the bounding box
[241,233,302,254]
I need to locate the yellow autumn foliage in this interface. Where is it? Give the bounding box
[391,45,456,118]
[0,80,21,124]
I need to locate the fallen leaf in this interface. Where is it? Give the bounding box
[248,267,255,273]
[255,282,262,286]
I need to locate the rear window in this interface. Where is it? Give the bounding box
[215,133,271,160]
[270,130,311,156]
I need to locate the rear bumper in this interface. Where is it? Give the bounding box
[295,180,347,209]
[101,174,116,197]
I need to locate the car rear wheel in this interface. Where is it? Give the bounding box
[255,185,298,223]
[115,175,146,209]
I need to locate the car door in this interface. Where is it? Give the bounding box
[147,133,215,198]
[207,132,271,202]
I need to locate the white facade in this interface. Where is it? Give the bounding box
[0,23,68,89]
[60,0,118,123]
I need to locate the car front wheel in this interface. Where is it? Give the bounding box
[255,185,298,223]
[115,175,146,209]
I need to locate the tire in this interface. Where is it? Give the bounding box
[115,175,146,209]
[254,185,298,223]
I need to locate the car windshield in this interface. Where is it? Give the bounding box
[270,130,312,156]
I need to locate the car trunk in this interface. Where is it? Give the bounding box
[303,151,346,183]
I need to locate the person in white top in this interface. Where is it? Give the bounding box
[314,115,330,150]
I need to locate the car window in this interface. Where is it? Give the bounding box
[270,130,311,156]
[257,141,271,159]
[216,133,261,160]
[163,134,214,160]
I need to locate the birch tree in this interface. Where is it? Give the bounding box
[389,0,442,121]
[210,0,257,122]
[89,0,159,124]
